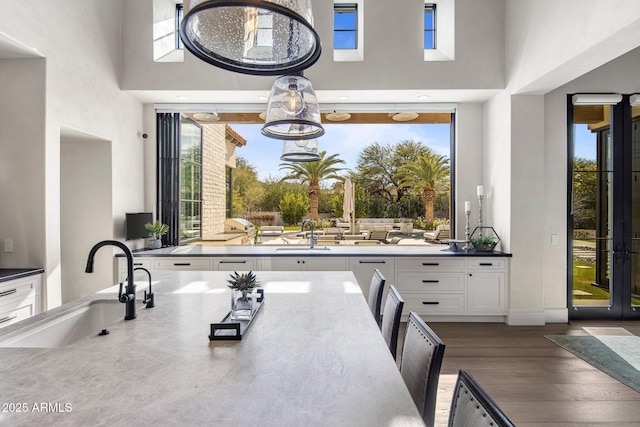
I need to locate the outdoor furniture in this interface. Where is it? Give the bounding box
[259,225,284,236]
[368,226,390,242]
[323,227,345,239]
[424,224,450,243]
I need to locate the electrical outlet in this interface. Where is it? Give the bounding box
[3,238,13,253]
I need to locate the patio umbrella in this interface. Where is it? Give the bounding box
[343,178,355,232]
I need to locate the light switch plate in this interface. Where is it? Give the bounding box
[551,234,559,245]
[3,238,13,253]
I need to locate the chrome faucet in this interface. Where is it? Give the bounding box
[301,219,315,249]
[85,240,137,320]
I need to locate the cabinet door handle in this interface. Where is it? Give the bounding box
[422,301,440,305]
[219,260,246,264]
[359,261,385,264]
[0,289,17,298]
[173,263,192,266]
[0,314,17,324]
[479,262,493,266]
[422,280,440,283]
[422,262,439,266]
[133,262,144,266]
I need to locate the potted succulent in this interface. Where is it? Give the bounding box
[145,221,169,249]
[227,271,261,320]
[470,226,500,252]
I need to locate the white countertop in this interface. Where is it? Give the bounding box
[123,244,511,257]
[0,271,425,426]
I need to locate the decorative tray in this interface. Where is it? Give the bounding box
[209,289,264,341]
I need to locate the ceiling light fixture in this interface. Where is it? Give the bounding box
[262,75,324,140]
[392,112,419,122]
[572,94,622,105]
[280,139,321,162]
[325,111,351,122]
[179,0,322,76]
[192,112,220,122]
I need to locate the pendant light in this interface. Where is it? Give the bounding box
[262,75,324,140]
[179,0,322,76]
[280,139,321,162]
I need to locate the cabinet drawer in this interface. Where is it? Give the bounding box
[152,258,212,270]
[0,303,36,329]
[396,272,464,292]
[466,258,506,270]
[0,277,38,303]
[119,258,152,270]
[402,293,465,315]
[216,258,256,271]
[396,258,465,271]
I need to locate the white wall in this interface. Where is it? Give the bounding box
[60,135,113,304]
[0,0,146,310]
[122,0,505,92]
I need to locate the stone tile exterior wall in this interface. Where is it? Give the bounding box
[202,125,226,236]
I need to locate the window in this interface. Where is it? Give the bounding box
[180,119,202,242]
[175,3,183,49]
[334,4,358,49]
[424,4,436,49]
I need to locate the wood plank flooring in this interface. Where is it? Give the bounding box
[397,321,640,426]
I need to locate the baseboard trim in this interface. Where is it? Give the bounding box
[506,310,546,325]
[544,308,569,324]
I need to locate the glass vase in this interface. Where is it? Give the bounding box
[230,288,258,320]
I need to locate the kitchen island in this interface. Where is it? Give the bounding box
[0,271,425,426]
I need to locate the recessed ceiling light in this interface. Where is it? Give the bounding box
[417,95,430,100]
[392,112,419,122]
[325,112,352,122]
[257,95,268,101]
[338,96,349,101]
[193,112,220,122]
[178,96,189,100]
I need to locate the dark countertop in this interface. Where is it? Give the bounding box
[0,268,44,283]
[117,245,512,257]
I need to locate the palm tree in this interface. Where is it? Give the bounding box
[279,151,346,220]
[395,152,450,223]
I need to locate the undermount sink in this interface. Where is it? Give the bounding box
[275,246,331,251]
[0,299,139,348]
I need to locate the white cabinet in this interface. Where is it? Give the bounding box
[0,274,41,329]
[118,258,152,282]
[152,257,213,270]
[349,257,395,302]
[395,257,509,320]
[466,259,507,314]
[258,257,348,271]
[215,258,256,271]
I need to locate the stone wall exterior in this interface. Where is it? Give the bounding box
[202,125,227,236]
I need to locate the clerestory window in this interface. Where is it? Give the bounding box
[334,4,357,49]
[424,4,436,49]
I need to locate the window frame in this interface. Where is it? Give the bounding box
[334,3,358,50]
[424,4,436,50]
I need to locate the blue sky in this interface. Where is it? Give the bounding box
[231,123,451,181]
[574,124,596,160]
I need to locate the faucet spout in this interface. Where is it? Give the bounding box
[135,267,154,309]
[301,219,315,249]
[86,240,137,320]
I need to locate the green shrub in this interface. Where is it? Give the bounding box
[279,192,309,225]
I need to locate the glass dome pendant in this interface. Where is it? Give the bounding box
[280,139,321,162]
[262,75,324,140]
[179,0,322,76]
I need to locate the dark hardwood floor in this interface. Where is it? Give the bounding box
[398,321,640,426]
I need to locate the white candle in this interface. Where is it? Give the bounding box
[465,201,471,213]
[477,185,484,197]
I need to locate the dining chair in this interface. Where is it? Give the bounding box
[448,370,515,427]
[367,269,386,325]
[381,285,404,359]
[399,312,446,427]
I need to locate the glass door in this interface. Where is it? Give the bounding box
[569,94,640,319]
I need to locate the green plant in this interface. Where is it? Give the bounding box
[145,221,169,239]
[227,271,261,300]
[471,235,497,246]
[279,192,308,225]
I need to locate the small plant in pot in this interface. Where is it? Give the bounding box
[227,271,261,320]
[470,226,500,252]
[145,221,169,249]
